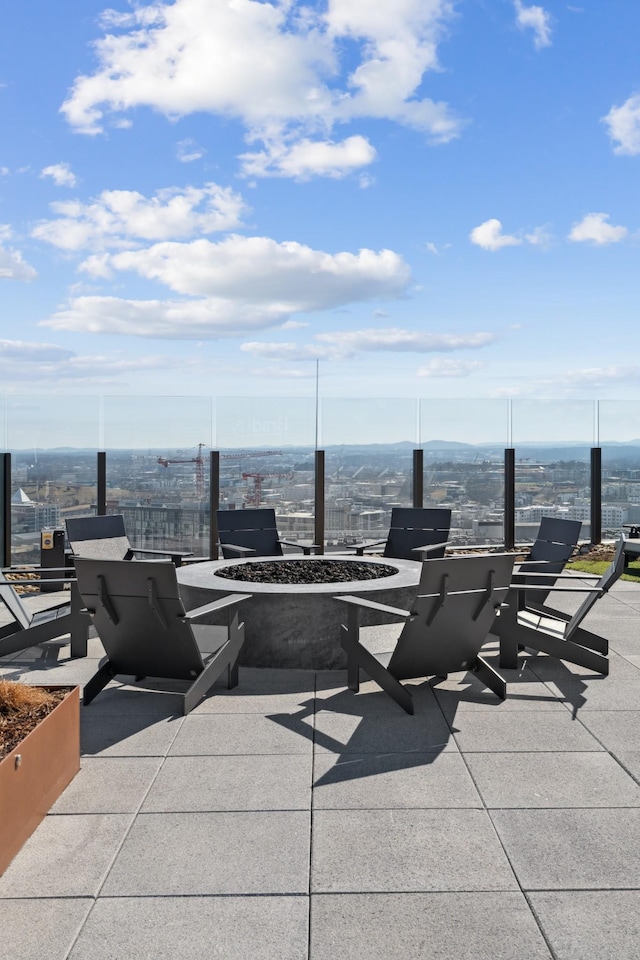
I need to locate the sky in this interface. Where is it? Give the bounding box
[1,0,640,438]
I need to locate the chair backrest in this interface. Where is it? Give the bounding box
[520,516,582,572]
[388,552,514,679]
[217,508,282,558]
[566,536,627,640]
[0,577,32,630]
[73,557,205,680]
[66,515,132,561]
[514,516,582,599]
[383,507,452,561]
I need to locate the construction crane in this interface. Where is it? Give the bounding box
[241,472,293,508]
[157,443,206,499]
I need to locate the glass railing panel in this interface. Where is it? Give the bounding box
[0,393,6,452]
[6,396,100,566]
[599,401,640,540]
[511,400,595,544]
[419,399,508,546]
[320,399,417,552]
[216,396,317,548]
[102,396,214,558]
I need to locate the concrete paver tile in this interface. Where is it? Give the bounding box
[101,811,310,896]
[142,754,312,811]
[310,892,552,960]
[312,808,517,893]
[313,751,481,809]
[491,808,640,889]
[68,896,309,960]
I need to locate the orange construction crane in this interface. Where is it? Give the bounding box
[241,472,293,507]
[157,443,206,499]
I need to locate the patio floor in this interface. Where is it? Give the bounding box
[1,576,640,959]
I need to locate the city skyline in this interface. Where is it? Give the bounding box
[1,2,639,403]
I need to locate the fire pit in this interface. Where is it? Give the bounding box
[177,555,421,669]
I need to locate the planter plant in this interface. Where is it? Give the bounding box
[0,681,80,875]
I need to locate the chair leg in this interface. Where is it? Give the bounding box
[527,631,609,674]
[496,602,521,669]
[69,582,90,658]
[473,656,507,700]
[183,616,245,714]
[83,661,117,706]
[340,622,413,714]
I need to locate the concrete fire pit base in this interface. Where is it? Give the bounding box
[177,555,422,669]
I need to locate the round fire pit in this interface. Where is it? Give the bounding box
[216,558,398,585]
[177,554,421,669]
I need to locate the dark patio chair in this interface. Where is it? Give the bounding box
[74,558,249,714]
[335,552,515,714]
[0,569,90,658]
[217,508,319,559]
[497,536,628,673]
[513,516,583,608]
[66,514,193,566]
[349,507,452,562]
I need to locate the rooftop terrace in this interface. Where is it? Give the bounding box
[1,574,640,959]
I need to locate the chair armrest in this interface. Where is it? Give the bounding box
[277,539,322,555]
[130,547,193,561]
[412,540,451,558]
[335,594,412,619]
[184,593,251,621]
[218,542,257,558]
[509,584,604,596]
[349,539,385,556]
[514,569,601,580]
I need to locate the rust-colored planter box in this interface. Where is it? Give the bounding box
[0,685,80,876]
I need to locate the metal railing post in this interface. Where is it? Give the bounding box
[209,451,220,560]
[314,449,325,555]
[1,453,10,567]
[412,448,424,508]
[97,452,106,515]
[590,447,602,545]
[504,448,515,550]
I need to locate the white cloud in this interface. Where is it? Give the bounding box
[558,366,640,387]
[242,327,496,361]
[176,138,205,163]
[514,1,552,50]
[32,183,245,251]
[417,357,484,377]
[0,339,74,362]
[524,225,553,248]
[40,162,77,187]
[81,235,411,304]
[43,295,292,339]
[602,94,640,156]
[568,212,628,245]
[503,365,640,398]
[0,339,202,384]
[43,238,410,340]
[469,219,521,251]
[240,135,376,180]
[316,328,495,354]
[0,239,38,281]
[61,0,462,178]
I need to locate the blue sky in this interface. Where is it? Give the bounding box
[1,0,639,418]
